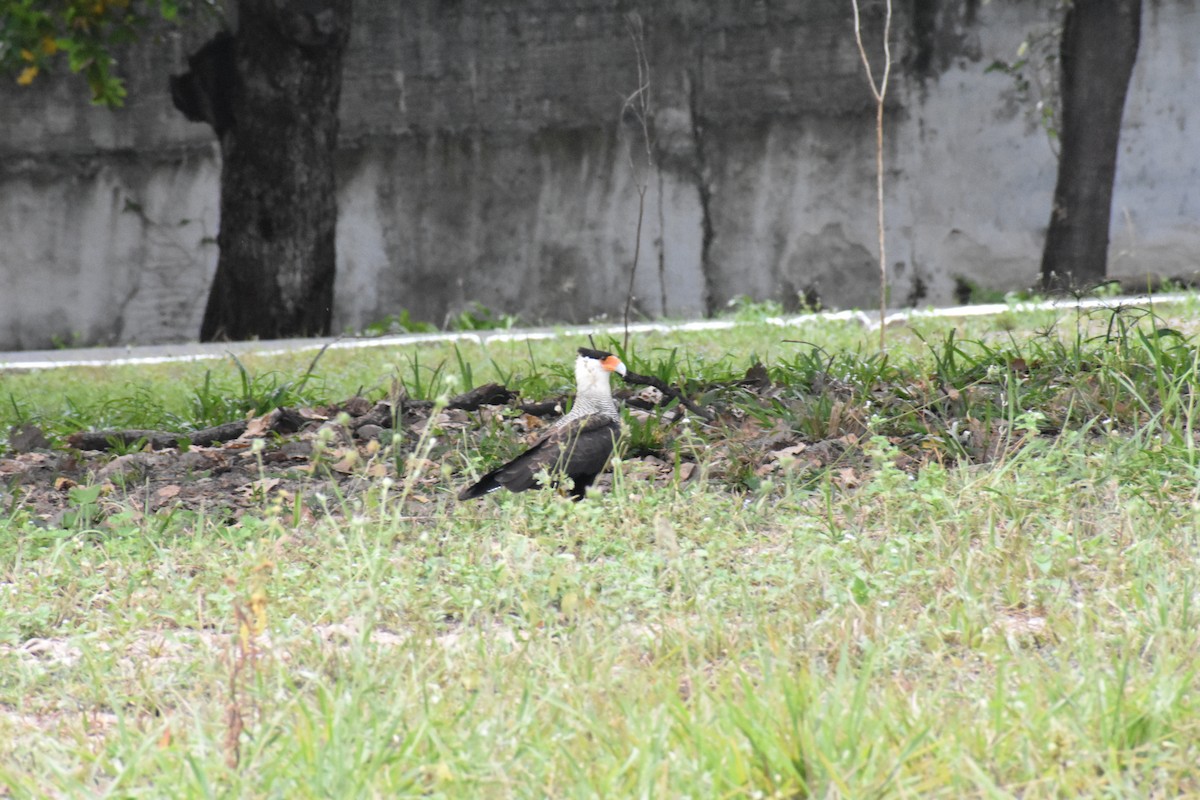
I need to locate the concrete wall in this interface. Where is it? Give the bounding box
[1,0,1197,349]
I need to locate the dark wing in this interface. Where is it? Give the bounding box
[458,415,620,500]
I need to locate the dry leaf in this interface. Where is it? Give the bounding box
[402,457,438,475]
[155,484,181,500]
[772,443,809,460]
[520,413,547,430]
[835,467,862,488]
[755,461,779,477]
[241,477,281,498]
[331,449,359,474]
[412,409,469,435]
[242,411,276,439]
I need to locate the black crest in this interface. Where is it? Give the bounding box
[578,347,614,360]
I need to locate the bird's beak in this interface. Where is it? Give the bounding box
[603,355,627,376]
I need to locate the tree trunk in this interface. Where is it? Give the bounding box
[1040,0,1141,291]
[173,1,351,342]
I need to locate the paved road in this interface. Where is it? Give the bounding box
[1,293,1189,371]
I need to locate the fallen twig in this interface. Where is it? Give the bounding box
[621,370,713,421]
[68,420,249,451]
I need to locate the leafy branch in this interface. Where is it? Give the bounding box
[2,0,204,106]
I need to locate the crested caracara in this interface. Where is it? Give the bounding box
[458,348,626,500]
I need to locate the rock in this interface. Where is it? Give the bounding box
[9,424,50,453]
[356,424,385,441]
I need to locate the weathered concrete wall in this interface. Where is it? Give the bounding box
[1,0,1197,349]
[0,27,220,349]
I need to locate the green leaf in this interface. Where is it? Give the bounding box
[68,484,104,506]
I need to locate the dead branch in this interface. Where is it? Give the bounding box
[348,401,396,431]
[447,382,517,411]
[621,370,713,421]
[68,420,249,451]
[519,397,567,417]
[621,11,653,352]
[850,0,894,350]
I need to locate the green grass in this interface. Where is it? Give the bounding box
[4,299,1200,796]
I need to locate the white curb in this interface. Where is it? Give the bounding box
[0,293,1193,371]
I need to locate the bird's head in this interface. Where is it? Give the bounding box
[576,347,626,394]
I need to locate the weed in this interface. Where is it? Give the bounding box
[357,309,439,336]
[446,302,520,332]
[723,295,785,321]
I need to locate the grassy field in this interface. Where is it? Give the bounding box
[3,299,1200,797]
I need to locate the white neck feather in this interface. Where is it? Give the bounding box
[575,356,613,398]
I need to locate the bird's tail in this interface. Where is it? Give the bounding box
[457,472,501,500]
[458,456,543,500]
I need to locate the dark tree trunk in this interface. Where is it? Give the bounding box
[172,1,351,342]
[1040,0,1141,291]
